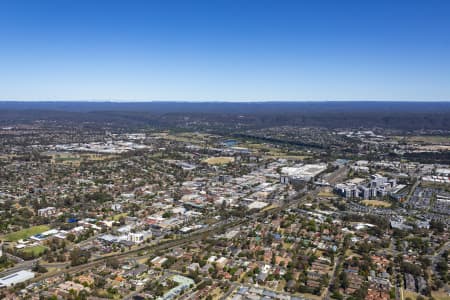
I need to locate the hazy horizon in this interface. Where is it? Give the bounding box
[1,100,450,103]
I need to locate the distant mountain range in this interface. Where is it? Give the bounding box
[1,101,449,113]
[1,101,449,130]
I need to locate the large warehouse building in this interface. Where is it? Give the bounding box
[0,270,35,288]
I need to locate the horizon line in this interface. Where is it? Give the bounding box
[1,99,450,103]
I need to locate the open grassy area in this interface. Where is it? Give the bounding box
[361,200,392,208]
[203,157,234,165]
[2,225,51,242]
[22,245,48,256]
[240,140,313,160]
[162,132,212,145]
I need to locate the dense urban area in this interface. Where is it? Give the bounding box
[0,103,449,300]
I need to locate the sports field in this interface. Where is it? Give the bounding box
[2,225,51,242]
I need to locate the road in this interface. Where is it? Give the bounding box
[431,241,450,293]
[323,244,345,300]
[25,188,315,285]
[2,178,323,294]
[4,253,24,263]
[26,215,254,284]
[123,284,145,300]
[405,179,420,202]
[0,258,38,277]
[390,237,402,300]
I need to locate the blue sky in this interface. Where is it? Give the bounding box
[1,0,449,101]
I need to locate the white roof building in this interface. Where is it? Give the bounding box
[0,270,35,287]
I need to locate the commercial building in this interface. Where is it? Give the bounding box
[0,270,35,288]
[281,163,327,182]
[37,207,57,217]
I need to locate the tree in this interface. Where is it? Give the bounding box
[70,247,90,266]
[339,271,349,290]
[32,261,48,273]
[66,233,76,242]
[106,257,119,269]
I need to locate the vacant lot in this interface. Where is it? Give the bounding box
[2,225,51,242]
[203,157,234,165]
[361,200,392,208]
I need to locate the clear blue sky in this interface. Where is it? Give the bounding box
[1,0,449,101]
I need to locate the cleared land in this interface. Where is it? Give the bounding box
[2,225,51,242]
[361,200,392,208]
[203,157,234,165]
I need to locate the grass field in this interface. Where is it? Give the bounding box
[22,245,48,256]
[361,200,392,208]
[203,157,234,165]
[163,132,212,145]
[2,225,51,242]
[243,142,311,160]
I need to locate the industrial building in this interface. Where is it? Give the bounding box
[0,270,35,288]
